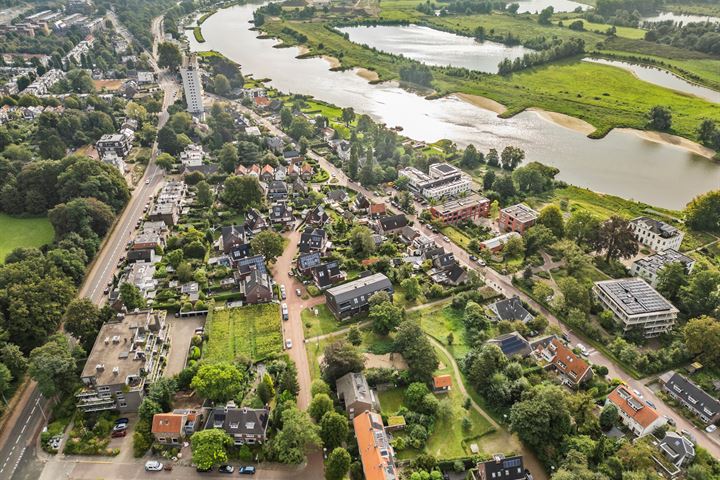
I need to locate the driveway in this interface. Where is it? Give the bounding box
[164,314,206,378]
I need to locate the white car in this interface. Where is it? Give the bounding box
[145,461,164,471]
[706,424,717,433]
[632,389,644,399]
[285,339,293,349]
[145,179,150,185]
[576,344,589,356]
[443,236,450,242]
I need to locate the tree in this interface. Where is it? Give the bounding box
[28,334,77,397]
[648,105,672,131]
[565,210,600,246]
[250,230,284,263]
[599,403,618,431]
[393,320,438,383]
[66,69,95,93]
[213,74,231,96]
[156,152,175,171]
[191,362,245,403]
[320,411,349,451]
[321,341,365,384]
[191,429,233,470]
[288,117,314,141]
[593,216,638,263]
[492,174,516,201]
[120,283,145,310]
[685,190,720,233]
[465,344,507,389]
[218,143,238,173]
[272,405,321,464]
[348,225,375,258]
[512,162,557,194]
[0,363,12,397]
[48,197,115,238]
[500,146,525,170]
[326,447,351,480]
[0,344,27,380]
[401,276,422,302]
[524,225,556,257]
[656,262,688,302]
[503,235,525,258]
[557,277,591,313]
[257,373,275,404]
[538,205,564,238]
[347,326,362,346]
[157,126,181,155]
[308,393,334,422]
[222,175,263,210]
[196,180,213,208]
[461,144,481,168]
[125,101,148,123]
[341,107,355,126]
[158,42,182,69]
[369,301,404,335]
[510,384,571,460]
[63,298,102,352]
[680,270,720,318]
[538,6,554,24]
[483,170,496,190]
[697,119,718,147]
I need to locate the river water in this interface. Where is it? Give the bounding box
[189,4,720,209]
[514,0,589,13]
[338,24,531,74]
[642,12,720,24]
[583,58,720,104]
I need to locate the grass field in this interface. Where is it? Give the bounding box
[205,304,282,362]
[0,214,54,264]
[412,303,472,359]
[302,304,348,338]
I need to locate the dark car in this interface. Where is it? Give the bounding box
[114,418,129,425]
[218,465,234,474]
[239,466,256,475]
[111,430,127,438]
[196,466,212,473]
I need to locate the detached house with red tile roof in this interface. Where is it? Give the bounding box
[535,338,593,388]
[151,411,199,445]
[354,411,398,480]
[432,375,452,393]
[606,386,666,437]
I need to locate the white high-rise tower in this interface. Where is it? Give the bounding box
[180,53,204,115]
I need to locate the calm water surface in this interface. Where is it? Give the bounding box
[513,0,589,13]
[338,24,531,74]
[584,58,720,103]
[190,4,720,209]
[642,12,720,23]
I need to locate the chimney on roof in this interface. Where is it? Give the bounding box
[104,337,110,345]
[96,364,104,372]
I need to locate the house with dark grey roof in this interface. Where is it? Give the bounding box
[204,403,270,445]
[486,332,531,358]
[267,180,288,201]
[234,255,267,280]
[244,208,268,234]
[399,226,420,245]
[353,193,370,211]
[312,261,345,290]
[444,263,468,286]
[291,177,307,196]
[325,273,394,320]
[375,214,409,235]
[296,252,322,275]
[630,217,684,252]
[659,371,720,424]
[658,431,695,469]
[299,228,327,254]
[488,297,534,323]
[269,202,294,229]
[327,189,348,204]
[336,372,377,418]
[630,249,695,287]
[221,225,247,255]
[474,454,531,480]
[304,205,329,227]
[242,270,273,304]
[229,243,252,263]
[433,252,456,270]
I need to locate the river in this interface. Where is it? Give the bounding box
[338,24,531,74]
[189,4,720,209]
[642,12,720,24]
[514,0,589,13]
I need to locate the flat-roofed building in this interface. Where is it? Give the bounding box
[593,278,678,338]
[180,54,204,115]
[398,162,470,200]
[630,249,695,287]
[498,204,538,234]
[430,193,490,224]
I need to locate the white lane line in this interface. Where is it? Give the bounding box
[20,425,25,434]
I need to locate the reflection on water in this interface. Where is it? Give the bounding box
[642,12,720,23]
[513,0,589,13]
[584,58,720,103]
[338,24,531,74]
[189,4,720,209]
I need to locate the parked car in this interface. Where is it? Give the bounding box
[114,418,129,425]
[111,430,127,438]
[218,465,234,474]
[280,285,286,299]
[632,389,644,399]
[664,415,676,426]
[112,423,128,432]
[295,288,302,296]
[706,424,717,433]
[469,255,478,261]
[645,400,656,409]
[285,339,293,349]
[145,179,150,185]
[443,236,450,242]
[145,461,163,471]
[239,466,256,475]
[476,259,486,267]
[281,303,289,321]
[576,344,589,356]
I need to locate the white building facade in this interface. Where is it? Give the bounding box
[180,54,204,115]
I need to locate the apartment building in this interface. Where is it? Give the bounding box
[630,249,695,287]
[593,278,678,338]
[180,54,204,114]
[429,193,491,224]
[96,132,133,159]
[498,204,538,234]
[398,162,471,200]
[77,310,168,412]
[325,273,393,320]
[630,217,684,252]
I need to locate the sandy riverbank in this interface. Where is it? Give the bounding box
[322,55,341,69]
[356,67,379,82]
[528,108,597,136]
[619,129,716,159]
[454,92,507,114]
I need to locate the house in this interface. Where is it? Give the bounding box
[152,412,189,445]
[305,205,329,227]
[266,136,284,153]
[488,297,533,323]
[399,226,420,245]
[486,332,531,358]
[179,143,205,168]
[336,372,377,418]
[376,214,409,235]
[274,165,287,181]
[300,162,313,181]
[475,454,531,480]
[123,261,157,298]
[312,261,345,290]
[291,177,307,196]
[283,150,301,161]
[593,278,678,338]
[242,270,273,304]
[499,204,538,234]
[630,217,684,252]
[269,202,294,229]
[234,255,267,279]
[354,193,370,211]
[444,263,468,286]
[659,371,720,424]
[369,202,387,218]
[205,403,270,445]
[432,375,452,393]
[244,208,268,233]
[658,431,695,469]
[408,234,436,256]
[327,189,348,204]
[605,386,666,437]
[221,225,247,254]
[399,163,471,200]
[430,193,491,224]
[325,273,394,320]
[77,310,168,412]
[630,249,695,287]
[96,132,132,159]
[353,411,398,480]
[433,252,456,271]
[180,282,200,302]
[297,252,322,276]
[260,164,275,184]
[535,338,593,388]
[267,180,288,201]
[299,228,327,254]
[128,232,163,263]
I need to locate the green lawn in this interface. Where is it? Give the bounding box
[413,303,472,359]
[205,304,282,362]
[302,304,346,338]
[440,226,472,250]
[0,214,54,264]
[378,387,405,414]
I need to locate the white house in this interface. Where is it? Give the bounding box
[629,217,684,252]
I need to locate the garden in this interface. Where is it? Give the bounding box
[63,411,120,456]
[205,304,282,362]
[0,213,54,264]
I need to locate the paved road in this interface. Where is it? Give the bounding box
[0,388,49,480]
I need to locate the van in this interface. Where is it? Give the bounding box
[281,303,289,321]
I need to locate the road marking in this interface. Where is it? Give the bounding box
[20,425,25,434]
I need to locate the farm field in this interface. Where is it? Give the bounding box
[0,214,54,264]
[205,304,282,362]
